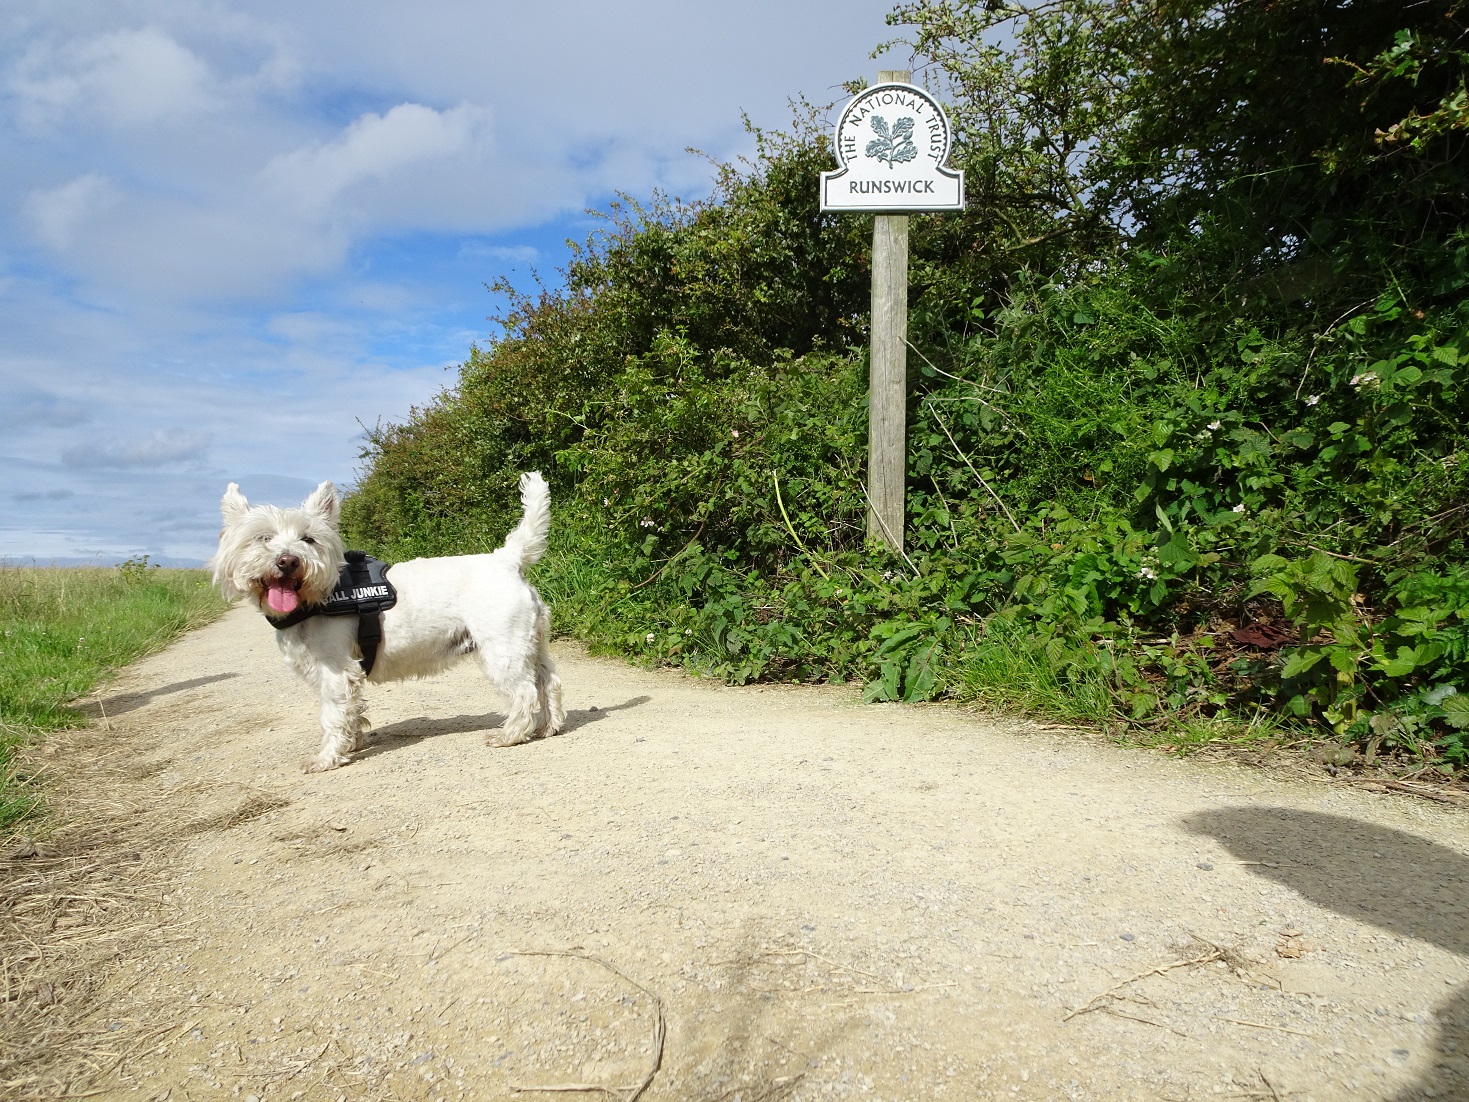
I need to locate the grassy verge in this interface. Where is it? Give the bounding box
[0,560,228,830]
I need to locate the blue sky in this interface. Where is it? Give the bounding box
[0,1,907,564]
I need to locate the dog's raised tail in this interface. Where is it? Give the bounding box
[502,471,551,571]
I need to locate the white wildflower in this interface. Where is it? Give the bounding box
[1304,394,1321,406]
[1138,566,1158,581]
[645,633,656,644]
[1232,503,1246,514]
[640,518,655,528]
[1350,371,1379,388]
[603,497,610,506]
[731,428,740,438]
[684,628,692,636]
[1207,420,1222,431]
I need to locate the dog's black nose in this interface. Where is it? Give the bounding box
[276,553,301,575]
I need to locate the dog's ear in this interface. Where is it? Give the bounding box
[220,483,250,525]
[302,481,339,525]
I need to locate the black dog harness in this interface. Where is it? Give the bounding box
[269,551,397,675]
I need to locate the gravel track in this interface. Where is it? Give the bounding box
[71,606,1469,1100]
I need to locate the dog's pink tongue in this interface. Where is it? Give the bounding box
[266,583,299,614]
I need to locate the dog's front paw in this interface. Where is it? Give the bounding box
[301,753,350,773]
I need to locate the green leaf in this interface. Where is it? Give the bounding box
[874,622,928,655]
[1442,694,1469,729]
[1425,684,1458,707]
[1379,642,1443,677]
[864,659,903,703]
[1281,649,1326,679]
[1157,533,1197,569]
[903,642,942,702]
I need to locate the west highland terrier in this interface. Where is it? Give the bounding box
[209,472,565,772]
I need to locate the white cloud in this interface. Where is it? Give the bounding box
[10,26,216,128]
[458,242,539,264]
[0,0,909,561]
[24,173,118,250]
[62,429,211,469]
[263,102,495,214]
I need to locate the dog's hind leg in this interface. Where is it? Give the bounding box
[533,606,564,737]
[303,664,366,772]
[475,636,542,748]
[536,657,564,737]
[485,680,539,747]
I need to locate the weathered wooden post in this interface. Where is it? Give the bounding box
[870,137,909,551]
[820,72,964,554]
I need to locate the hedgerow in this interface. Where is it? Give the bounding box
[344,0,1469,772]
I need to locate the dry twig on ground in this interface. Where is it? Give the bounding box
[506,949,666,1102]
[1064,945,1227,1022]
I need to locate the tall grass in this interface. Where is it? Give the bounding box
[0,561,227,830]
[952,621,1117,730]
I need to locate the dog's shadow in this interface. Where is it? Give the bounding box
[353,695,652,762]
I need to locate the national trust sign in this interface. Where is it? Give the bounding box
[820,82,964,212]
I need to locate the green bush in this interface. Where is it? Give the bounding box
[344,0,1469,771]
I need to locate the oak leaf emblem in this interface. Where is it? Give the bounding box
[866,116,918,167]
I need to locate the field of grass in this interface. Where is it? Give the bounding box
[0,560,227,830]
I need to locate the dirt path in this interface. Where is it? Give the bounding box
[52,606,1469,1100]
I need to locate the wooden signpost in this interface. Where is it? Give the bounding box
[821,71,964,554]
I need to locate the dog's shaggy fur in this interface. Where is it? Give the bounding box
[209,472,564,772]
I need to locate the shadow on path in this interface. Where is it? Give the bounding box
[353,695,652,762]
[87,673,241,718]
[1182,807,1469,1098]
[560,695,651,734]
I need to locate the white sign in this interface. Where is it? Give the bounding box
[820,82,964,212]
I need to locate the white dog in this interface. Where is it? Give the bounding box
[209,472,565,772]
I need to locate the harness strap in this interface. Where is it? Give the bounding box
[270,604,316,630]
[356,608,384,677]
[266,551,396,676]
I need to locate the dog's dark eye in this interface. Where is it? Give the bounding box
[302,535,315,545]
